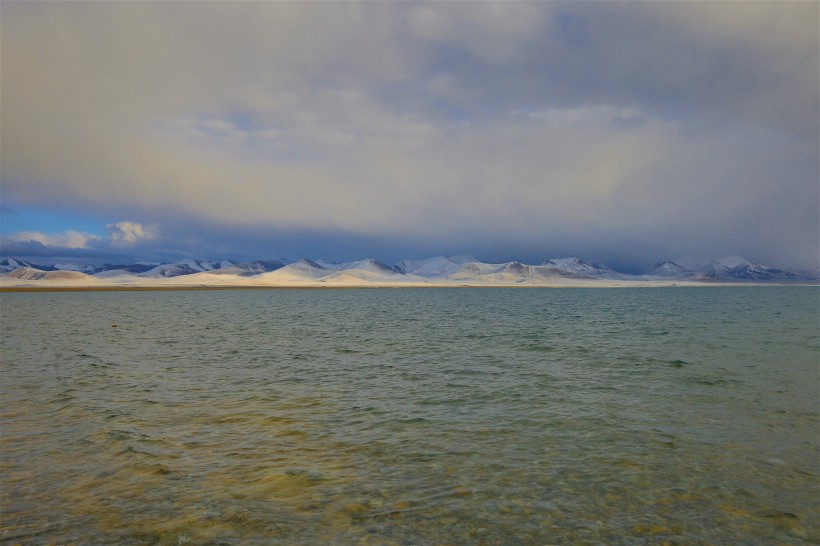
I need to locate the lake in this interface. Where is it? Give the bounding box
[1,287,817,544]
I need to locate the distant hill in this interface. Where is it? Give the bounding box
[697,256,809,282]
[542,257,625,280]
[4,267,99,283]
[1,254,815,285]
[0,258,56,273]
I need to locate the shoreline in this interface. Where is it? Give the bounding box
[1,282,816,292]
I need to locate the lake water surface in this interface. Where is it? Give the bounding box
[1,287,818,544]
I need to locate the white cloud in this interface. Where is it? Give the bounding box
[8,221,156,250]
[200,118,235,132]
[10,230,100,249]
[105,221,156,245]
[517,105,647,128]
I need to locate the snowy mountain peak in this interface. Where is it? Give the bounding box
[396,256,466,277]
[294,258,328,270]
[1,255,813,284]
[699,256,808,282]
[53,263,98,273]
[649,259,690,276]
[316,258,397,274]
[543,257,622,279]
[544,256,588,267]
[0,258,25,273]
[347,259,397,273]
[448,255,478,264]
[233,260,286,275]
[4,267,97,282]
[714,256,751,269]
[0,258,56,273]
[142,259,235,278]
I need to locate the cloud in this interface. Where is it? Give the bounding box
[516,105,647,129]
[105,221,156,245]
[5,221,156,258]
[9,230,100,249]
[0,2,816,269]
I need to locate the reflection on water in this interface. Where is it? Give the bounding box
[1,287,818,544]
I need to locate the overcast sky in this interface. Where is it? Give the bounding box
[1,1,818,271]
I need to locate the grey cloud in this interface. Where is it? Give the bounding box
[0,237,130,263]
[1,2,817,271]
[396,2,818,136]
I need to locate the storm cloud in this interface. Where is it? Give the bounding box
[1,1,817,270]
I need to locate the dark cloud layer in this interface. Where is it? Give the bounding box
[1,2,817,270]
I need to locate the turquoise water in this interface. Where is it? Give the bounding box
[1,287,818,544]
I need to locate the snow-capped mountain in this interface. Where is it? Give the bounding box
[395,256,474,277]
[542,257,624,279]
[0,258,56,273]
[142,260,235,278]
[52,263,99,273]
[90,262,161,279]
[4,267,99,282]
[1,254,814,285]
[206,260,286,276]
[273,259,329,278]
[648,260,694,278]
[448,261,592,284]
[698,256,808,282]
[315,258,399,274]
[248,258,410,284]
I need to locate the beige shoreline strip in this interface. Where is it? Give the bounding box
[1,282,810,293]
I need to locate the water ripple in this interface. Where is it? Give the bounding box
[1,287,818,544]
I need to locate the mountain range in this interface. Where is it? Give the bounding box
[0,255,815,285]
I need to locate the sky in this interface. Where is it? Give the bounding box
[1,1,818,272]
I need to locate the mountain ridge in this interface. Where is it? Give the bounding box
[1,255,816,284]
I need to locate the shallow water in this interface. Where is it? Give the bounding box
[1,287,818,544]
